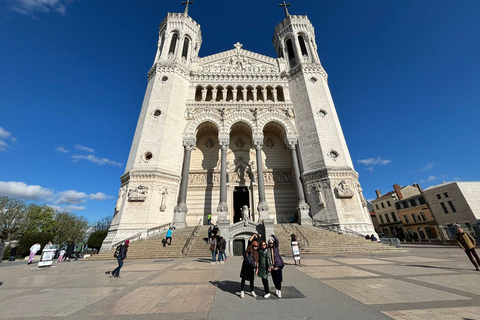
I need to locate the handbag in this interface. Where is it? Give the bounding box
[209,244,215,251]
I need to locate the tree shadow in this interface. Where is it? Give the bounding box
[209,280,240,296]
[195,258,213,264]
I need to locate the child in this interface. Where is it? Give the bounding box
[57,248,65,263]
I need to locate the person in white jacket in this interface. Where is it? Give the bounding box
[28,243,41,264]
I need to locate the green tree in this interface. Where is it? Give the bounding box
[0,197,27,241]
[92,216,112,232]
[87,230,108,250]
[24,204,58,234]
[17,232,54,257]
[53,211,89,246]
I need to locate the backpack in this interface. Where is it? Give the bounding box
[114,245,123,258]
[245,252,258,269]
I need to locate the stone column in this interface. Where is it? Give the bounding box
[212,87,218,101]
[201,89,207,101]
[253,88,258,102]
[262,88,268,102]
[254,139,269,221]
[232,88,238,102]
[272,88,278,102]
[174,139,195,228]
[217,139,229,220]
[287,139,311,224]
[222,88,228,102]
[242,88,248,102]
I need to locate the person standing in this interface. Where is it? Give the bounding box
[110,240,129,278]
[268,234,285,298]
[258,240,272,298]
[163,228,173,247]
[27,243,41,265]
[239,234,259,298]
[209,236,218,264]
[207,213,212,225]
[217,236,227,263]
[9,246,17,261]
[455,227,480,271]
[74,241,84,261]
[65,242,74,262]
[207,226,213,243]
[57,248,65,263]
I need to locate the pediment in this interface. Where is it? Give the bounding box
[197,43,280,74]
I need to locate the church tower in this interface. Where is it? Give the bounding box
[101,3,202,250]
[273,4,374,234]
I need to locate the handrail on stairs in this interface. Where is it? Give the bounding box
[312,219,364,238]
[182,218,203,256]
[110,222,173,249]
[294,226,310,252]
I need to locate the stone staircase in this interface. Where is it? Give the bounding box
[88,223,406,261]
[87,227,198,260]
[273,224,407,255]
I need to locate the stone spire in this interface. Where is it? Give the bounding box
[182,0,193,15]
[279,1,291,18]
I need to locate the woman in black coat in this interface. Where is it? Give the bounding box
[239,234,260,299]
[65,242,74,262]
[268,234,285,298]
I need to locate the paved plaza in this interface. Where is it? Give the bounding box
[1,244,480,319]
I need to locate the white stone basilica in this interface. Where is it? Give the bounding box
[101,3,376,251]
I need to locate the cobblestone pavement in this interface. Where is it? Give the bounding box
[0,245,479,319]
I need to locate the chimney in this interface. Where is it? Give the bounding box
[393,183,403,200]
[375,189,382,198]
[414,183,423,192]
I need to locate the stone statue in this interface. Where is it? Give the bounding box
[334,180,354,199]
[241,205,250,221]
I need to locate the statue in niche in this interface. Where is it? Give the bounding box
[334,180,354,199]
[241,205,250,221]
[160,188,168,212]
[313,185,325,208]
[115,186,126,213]
[285,107,294,118]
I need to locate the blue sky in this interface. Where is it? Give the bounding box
[1,0,479,222]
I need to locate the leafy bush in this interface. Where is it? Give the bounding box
[17,232,54,257]
[87,230,108,250]
[2,247,10,260]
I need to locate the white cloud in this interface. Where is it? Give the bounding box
[366,167,374,172]
[8,0,73,16]
[60,205,86,211]
[453,177,462,181]
[75,144,95,153]
[89,192,113,201]
[53,190,88,205]
[420,176,437,184]
[358,157,391,166]
[55,146,70,153]
[0,181,53,200]
[0,126,16,152]
[72,154,122,167]
[419,162,435,172]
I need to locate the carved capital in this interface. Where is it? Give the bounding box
[219,139,229,150]
[183,139,196,151]
[253,138,264,150]
[286,138,298,150]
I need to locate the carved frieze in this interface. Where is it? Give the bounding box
[128,185,148,202]
[334,180,354,199]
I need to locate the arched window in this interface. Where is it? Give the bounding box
[278,46,284,58]
[182,37,190,59]
[194,86,203,101]
[276,86,285,102]
[298,35,308,56]
[158,35,165,57]
[256,86,264,101]
[246,86,254,101]
[286,39,295,60]
[205,86,213,101]
[226,86,234,102]
[168,33,178,55]
[266,87,274,101]
[236,86,244,101]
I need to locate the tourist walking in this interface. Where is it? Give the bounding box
[27,243,41,264]
[455,227,480,271]
[207,226,213,243]
[268,234,285,297]
[239,234,259,298]
[207,213,212,225]
[57,248,65,263]
[209,236,218,264]
[109,240,129,278]
[218,236,227,263]
[9,246,17,261]
[74,241,84,261]
[65,242,74,262]
[258,240,272,298]
[163,228,172,247]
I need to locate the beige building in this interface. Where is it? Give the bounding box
[371,184,421,238]
[423,181,480,239]
[396,194,440,241]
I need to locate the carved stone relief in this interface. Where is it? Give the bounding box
[334,180,354,199]
[128,185,148,202]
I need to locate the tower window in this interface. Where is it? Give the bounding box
[298,35,308,56]
[168,33,178,55]
[286,39,295,60]
[181,37,190,59]
[159,35,165,57]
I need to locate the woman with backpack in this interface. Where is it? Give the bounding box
[239,234,260,299]
[109,240,129,278]
[258,240,272,298]
[268,234,285,298]
[209,235,218,264]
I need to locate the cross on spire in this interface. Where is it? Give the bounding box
[182,1,193,15]
[279,1,291,18]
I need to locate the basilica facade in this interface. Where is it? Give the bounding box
[101,5,376,251]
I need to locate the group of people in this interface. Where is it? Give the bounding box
[239,233,284,299]
[25,241,84,265]
[209,233,227,263]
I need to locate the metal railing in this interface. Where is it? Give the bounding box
[182,218,203,256]
[294,226,310,252]
[110,222,173,250]
[379,238,402,248]
[341,227,365,238]
[312,219,365,238]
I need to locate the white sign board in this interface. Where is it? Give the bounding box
[38,249,56,267]
[291,241,301,261]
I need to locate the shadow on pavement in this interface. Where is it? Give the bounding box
[209,280,240,296]
[404,264,471,271]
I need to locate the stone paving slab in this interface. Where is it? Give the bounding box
[329,257,394,265]
[383,306,480,320]
[297,265,380,278]
[409,274,480,295]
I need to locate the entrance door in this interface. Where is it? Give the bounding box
[233,239,245,256]
[233,186,249,223]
